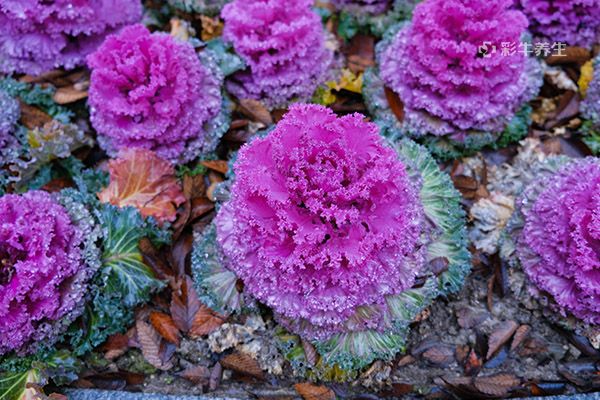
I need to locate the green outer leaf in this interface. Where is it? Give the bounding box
[191,224,243,315]
[100,205,165,308]
[0,370,38,400]
[0,78,72,123]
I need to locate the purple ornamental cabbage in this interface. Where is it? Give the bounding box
[0,0,142,75]
[518,0,600,48]
[221,0,333,108]
[515,158,600,325]
[368,0,541,157]
[331,0,392,14]
[215,104,425,340]
[0,190,99,355]
[88,24,224,163]
[582,56,600,128]
[193,104,470,372]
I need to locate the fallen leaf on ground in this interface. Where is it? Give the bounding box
[190,305,226,337]
[98,148,186,224]
[170,276,202,333]
[294,382,336,400]
[220,352,264,380]
[136,320,174,371]
[149,312,180,346]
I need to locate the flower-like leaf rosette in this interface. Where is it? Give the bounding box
[0,190,101,359]
[88,24,231,164]
[192,104,469,378]
[0,0,142,75]
[363,0,543,161]
[502,157,600,340]
[221,0,334,109]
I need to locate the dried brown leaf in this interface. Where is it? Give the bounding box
[487,321,518,359]
[220,352,264,380]
[180,365,210,385]
[473,374,521,397]
[170,276,202,333]
[19,102,52,129]
[53,86,88,104]
[510,325,531,352]
[98,149,186,224]
[294,382,336,400]
[136,320,174,371]
[422,345,455,367]
[200,160,228,174]
[190,305,226,337]
[384,86,404,123]
[149,312,180,345]
[238,99,273,125]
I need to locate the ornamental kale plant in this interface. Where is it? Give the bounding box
[221,0,333,108]
[0,190,100,356]
[88,24,228,163]
[0,0,142,75]
[518,0,600,48]
[364,0,542,160]
[193,104,470,375]
[507,158,600,325]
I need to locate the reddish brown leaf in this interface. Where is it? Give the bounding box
[200,160,228,174]
[180,365,210,385]
[384,86,404,123]
[102,333,130,360]
[136,320,174,371]
[53,85,88,104]
[98,149,185,224]
[220,352,264,380]
[510,325,531,352]
[473,374,521,397]
[487,321,518,359]
[238,98,273,125]
[190,305,226,337]
[294,382,336,400]
[346,34,375,73]
[464,348,483,376]
[149,312,180,345]
[422,345,455,367]
[170,276,202,333]
[546,46,591,65]
[190,197,215,221]
[19,102,52,129]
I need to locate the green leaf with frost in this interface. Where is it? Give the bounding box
[0,370,39,400]
[99,205,165,308]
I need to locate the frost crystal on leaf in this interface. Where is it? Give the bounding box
[221,0,333,108]
[88,24,225,163]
